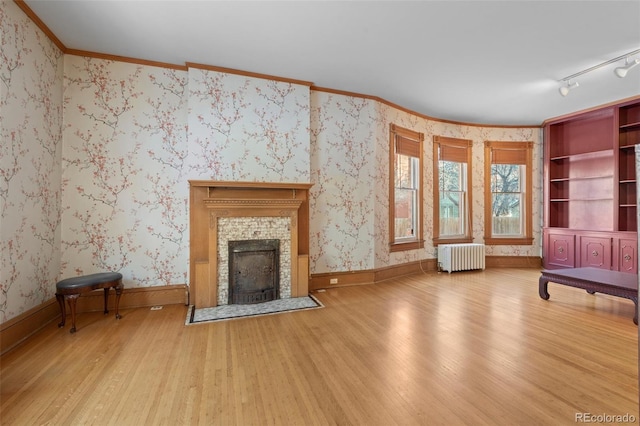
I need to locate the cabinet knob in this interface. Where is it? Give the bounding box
[592,250,599,257]
[624,254,632,262]
[558,247,564,253]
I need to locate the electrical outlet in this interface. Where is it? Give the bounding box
[329,278,338,284]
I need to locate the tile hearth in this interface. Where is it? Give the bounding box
[186,295,323,324]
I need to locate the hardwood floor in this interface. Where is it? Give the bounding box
[1,268,637,425]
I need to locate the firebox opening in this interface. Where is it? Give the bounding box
[228,239,280,305]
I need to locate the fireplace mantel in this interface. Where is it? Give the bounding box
[189,181,312,308]
[189,180,313,190]
[203,198,304,209]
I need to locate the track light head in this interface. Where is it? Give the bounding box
[559,81,579,97]
[555,48,639,97]
[614,58,640,78]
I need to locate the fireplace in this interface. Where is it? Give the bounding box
[228,239,280,304]
[189,181,312,309]
[217,216,291,305]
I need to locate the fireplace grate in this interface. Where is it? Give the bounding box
[233,289,275,305]
[228,239,280,305]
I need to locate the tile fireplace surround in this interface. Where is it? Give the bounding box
[189,181,312,309]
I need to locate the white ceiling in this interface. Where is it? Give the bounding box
[23,0,640,126]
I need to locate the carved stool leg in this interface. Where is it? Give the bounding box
[538,276,550,300]
[114,284,123,320]
[56,293,66,328]
[66,294,80,334]
[632,298,638,325]
[103,287,110,314]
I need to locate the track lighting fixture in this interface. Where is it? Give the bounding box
[614,58,640,78]
[559,81,579,97]
[557,48,640,96]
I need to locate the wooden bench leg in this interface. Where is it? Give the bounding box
[114,284,123,320]
[56,293,66,328]
[66,294,80,334]
[538,276,550,300]
[103,287,110,315]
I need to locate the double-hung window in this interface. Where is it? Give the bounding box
[389,124,424,252]
[433,136,473,244]
[484,141,533,245]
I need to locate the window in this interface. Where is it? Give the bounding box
[484,141,533,245]
[389,124,424,252]
[433,136,473,244]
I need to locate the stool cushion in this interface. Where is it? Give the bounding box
[56,272,123,290]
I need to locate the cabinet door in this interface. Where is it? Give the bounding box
[579,236,612,270]
[618,238,638,273]
[546,232,575,268]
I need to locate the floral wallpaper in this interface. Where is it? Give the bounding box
[61,56,190,287]
[62,61,311,290]
[310,91,377,272]
[1,1,63,322]
[187,68,310,182]
[2,1,542,324]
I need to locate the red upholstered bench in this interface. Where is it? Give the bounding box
[55,272,124,333]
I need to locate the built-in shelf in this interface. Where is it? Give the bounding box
[550,198,613,202]
[557,175,613,181]
[618,102,638,236]
[620,122,640,130]
[549,149,614,162]
[544,98,639,273]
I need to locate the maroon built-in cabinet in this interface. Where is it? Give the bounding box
[543,98,640,274]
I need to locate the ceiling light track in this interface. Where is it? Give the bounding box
[558,48,640,96]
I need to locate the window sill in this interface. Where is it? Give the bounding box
[433,237,473,246]
[390,240,424,252]
[484,237,533,246]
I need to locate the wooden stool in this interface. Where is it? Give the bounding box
[55,272,124,333]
